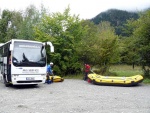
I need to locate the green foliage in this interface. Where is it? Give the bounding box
[76,20,98,64]
[0,10,13,42]
[94,22,120,73]
[132,10,150,78]
[16,5,42,40]
[120,36,140,66]
[79,21,120,74]
[34,7,86,75]
[121,19,137,37]
[0,5,43,42]
[121,10,150,78]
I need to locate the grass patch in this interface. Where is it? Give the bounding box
[109,64,142,77]
[110,64,142,71]
[63,74,83,80]
[109,70,143,77]
[143,78,150,84]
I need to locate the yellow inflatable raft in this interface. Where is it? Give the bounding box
[88,74,143,86]
[49,75,64,82]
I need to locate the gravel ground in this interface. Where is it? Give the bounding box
[0,78,150,113]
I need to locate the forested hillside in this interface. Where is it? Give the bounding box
[90,9,139,36]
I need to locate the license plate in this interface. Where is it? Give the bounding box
[26,77,34,80]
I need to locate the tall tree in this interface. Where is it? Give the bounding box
[34,7,87,75]
[0,10,13,42]
[17,5,42,40]
[79,21,120,74]
[133,10,150,78]
[120,19,141,68]
[120,36,140,69]
[77,20,99,65]
[95,21,120,73]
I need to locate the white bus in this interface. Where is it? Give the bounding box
[0,39,54,87]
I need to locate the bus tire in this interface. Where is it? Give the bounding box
[5,83,9,87]
[3,75,10,87]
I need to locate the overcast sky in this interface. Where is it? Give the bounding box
[0,0,150,19]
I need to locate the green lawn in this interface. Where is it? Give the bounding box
[63,73,83,80]
[109,65,143,76]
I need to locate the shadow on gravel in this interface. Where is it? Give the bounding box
[9,84,40,89]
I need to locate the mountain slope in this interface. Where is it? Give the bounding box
[90,9,139,36]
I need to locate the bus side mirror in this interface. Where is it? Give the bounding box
[50,46,54,52]
[10,44,13,51]
[45,42,54,52]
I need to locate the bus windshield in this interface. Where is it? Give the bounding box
[12,41,46,67]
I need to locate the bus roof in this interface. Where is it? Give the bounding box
[1,39,43,46]
[0,43,4,47]
[12,39,43,43]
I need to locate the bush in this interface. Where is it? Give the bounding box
[143,69,150,78]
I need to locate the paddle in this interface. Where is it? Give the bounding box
[90,70,96,74]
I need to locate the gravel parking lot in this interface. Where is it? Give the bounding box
[0,78,150,113]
